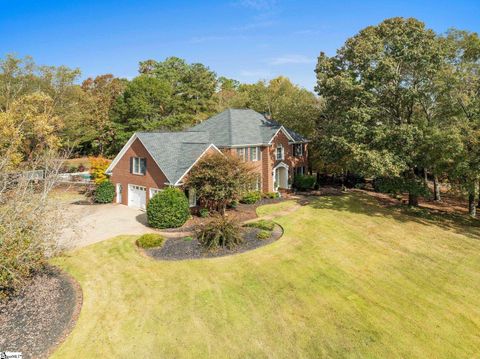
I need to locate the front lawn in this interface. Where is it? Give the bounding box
[52,193,480,358]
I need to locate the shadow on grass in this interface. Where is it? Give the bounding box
[305,191,480,240]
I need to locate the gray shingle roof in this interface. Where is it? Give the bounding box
[111,109,308,184]
[189,109,308,146]
[136,131,213,184]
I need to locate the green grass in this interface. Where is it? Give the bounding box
[256,200,297,216]
[244,219,275,231]
[51,193,480,358]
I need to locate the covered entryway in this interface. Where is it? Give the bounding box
[128,184,146,210]
[273,162,289,190]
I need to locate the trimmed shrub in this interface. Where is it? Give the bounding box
[228,200,238,209]
[263,192,279,199]
[240,191,262,204]
[199,208,210,218]
[136,233,165,248]
[293,175,316,191]
[244,219,275,231]
[257,230,271,240]
[94,180,115,203]
[196,216,243,249]
[147,187,190,229]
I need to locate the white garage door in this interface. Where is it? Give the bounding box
[128,184,146,210]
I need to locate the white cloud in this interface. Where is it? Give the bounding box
[269,54,314,65]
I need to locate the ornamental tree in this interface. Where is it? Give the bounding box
[184,152,255,215]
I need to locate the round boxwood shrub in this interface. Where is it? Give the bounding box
[256,230,271,240]
[240,191,262,204]
[94,180,115,203]
[136,233,165,248]
[147,187,190,228]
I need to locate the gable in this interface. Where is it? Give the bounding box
[108,136,168,188]
[107,132,221,185]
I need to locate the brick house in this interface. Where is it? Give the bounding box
[106,109,309,209]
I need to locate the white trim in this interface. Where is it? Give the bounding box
[106,133,138,174]
[272,162,289,191]
[288,140,310,144]
[249,146,259,161]
[275,144,284,160]
[116,183,122,204]
[268,126,295,144]
[227,143,266,148]
[174,144,223,186]
[273,162,289,171]
[132,157,146,175]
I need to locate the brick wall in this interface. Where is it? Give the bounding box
[269,130,309,189]
[110,138,168,205]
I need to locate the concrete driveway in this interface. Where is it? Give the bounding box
[61,203,153,249]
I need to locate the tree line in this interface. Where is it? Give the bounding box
[0,55,321,165]
[314,17,480,215]
[1,17,479,215]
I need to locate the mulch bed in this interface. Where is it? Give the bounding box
[144,224,283,260]
[161,198,286,233]
[0,266,82,359]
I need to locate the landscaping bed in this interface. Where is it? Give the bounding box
[160,199,286,233]
[0,267,82,359]
[143,223,283,260]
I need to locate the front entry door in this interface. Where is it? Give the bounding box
[274,169,280,190]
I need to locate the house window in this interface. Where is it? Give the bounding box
[132,157,146,175]
[295,166,305,176]
[294,144,303,157]
[236,148,246,161]
[149,188,162,199]
[254,175,261,191]
[276,145,284,160]
[186,188,197,207]
[250,147,259,161]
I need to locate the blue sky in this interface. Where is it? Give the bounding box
[1,0,479,90]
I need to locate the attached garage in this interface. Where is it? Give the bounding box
[128,184,146,210]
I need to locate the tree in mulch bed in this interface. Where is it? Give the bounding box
[195,215,243,250]
[184,152,256,214]
[147,187,190,229]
